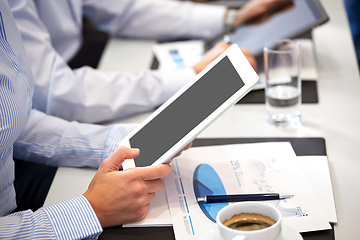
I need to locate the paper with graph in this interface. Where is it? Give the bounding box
[164,142,331,239]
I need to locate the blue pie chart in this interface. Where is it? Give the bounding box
[193,164,228,222]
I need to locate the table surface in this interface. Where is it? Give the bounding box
[45,0,360,239]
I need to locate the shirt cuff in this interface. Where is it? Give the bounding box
[190,4,226,39]
[159,67,197,100]
[41,195,103,239]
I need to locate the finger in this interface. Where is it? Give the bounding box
[147,193,156,204]
[102,146,140,172]
[216,42,231,50]
[237,0,284,25]
[192,42,231,74]
[208,42,231,57]
[241,48,251,56]
[240,48,257,71]
[145,178,164,193]
[133,203,151,223]
[183,141,193,150]
[173,142,193,158]
[274,1,294,14]
[248,56,257,72]
[251,1,294,25]
[136,163,172,181]
[257,0,294,18]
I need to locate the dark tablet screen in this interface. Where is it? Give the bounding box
[130,56,245,167]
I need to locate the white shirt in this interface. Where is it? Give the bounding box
[0,0,136,237]
[11,0,226,123]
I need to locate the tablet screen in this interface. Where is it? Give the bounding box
[130,56,245,167]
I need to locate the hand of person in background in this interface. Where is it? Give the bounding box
[192,42,257,74]
[173,141,193,159]
[83,142,192,228]
[233,0,294,26]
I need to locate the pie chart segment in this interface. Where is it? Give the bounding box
[193,164,228,222]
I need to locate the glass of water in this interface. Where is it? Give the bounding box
[264,39,301,127]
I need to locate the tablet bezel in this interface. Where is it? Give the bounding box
[119,44,259,169]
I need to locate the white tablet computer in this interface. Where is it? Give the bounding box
[120,44,258,169]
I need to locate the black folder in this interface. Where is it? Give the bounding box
[151,56,319,104]
[237,80,318,104]
[100,137,335,240]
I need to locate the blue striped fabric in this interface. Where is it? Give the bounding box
[0,0,137,238]
[13,109,137,168]
[0,0,32,218]
[0,196,102,239]
[44,196,103,239]
[0,11,7,40]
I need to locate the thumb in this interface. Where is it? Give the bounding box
[102,146,140,172]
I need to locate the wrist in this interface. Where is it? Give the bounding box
[224,9,237,31]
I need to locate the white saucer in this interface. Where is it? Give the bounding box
[197,223,303,240]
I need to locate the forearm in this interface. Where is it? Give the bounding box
[61,67,194,123]
[13,109,136,168]
[0,195,102,240]
[35,54,194,123]
[83,0,226,40]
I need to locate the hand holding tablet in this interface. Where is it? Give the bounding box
[205,0,329,56]
[119,44,259,169]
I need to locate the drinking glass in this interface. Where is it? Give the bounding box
[264,39,301,127]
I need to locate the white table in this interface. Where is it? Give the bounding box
[45,0,360,239]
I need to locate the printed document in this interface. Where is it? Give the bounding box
[164,142,331,239]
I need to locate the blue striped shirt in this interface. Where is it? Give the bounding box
[0,0,136,238]
[10,0,203,123]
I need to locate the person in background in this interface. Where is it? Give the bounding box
[10,0,284,124]
[0,0,191,238]
[344,0,360,68]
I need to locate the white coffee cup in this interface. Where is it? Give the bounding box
[216,202,282,240]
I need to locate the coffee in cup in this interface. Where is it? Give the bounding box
[216,202,282,240]
[222,212,276,231]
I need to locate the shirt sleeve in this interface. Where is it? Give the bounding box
[0,195,103,240]
[10,0,195,123]
[13,109,137,168]
[82,0,226,40]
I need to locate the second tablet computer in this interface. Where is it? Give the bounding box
[120,44,259,169]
